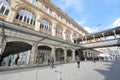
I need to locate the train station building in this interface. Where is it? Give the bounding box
[0,0,99,66]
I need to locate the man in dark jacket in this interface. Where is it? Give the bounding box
[0,54,3,66]
[76,55,80,68]
[15,54,20,65]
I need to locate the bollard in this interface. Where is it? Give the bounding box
[34,68,38,80]
[58,66,62,80]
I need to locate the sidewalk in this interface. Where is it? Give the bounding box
[0,60,120,80]
[0,61,74,72]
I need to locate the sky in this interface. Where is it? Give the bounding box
[51,0,120,33]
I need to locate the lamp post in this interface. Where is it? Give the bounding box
[96,24,101,31]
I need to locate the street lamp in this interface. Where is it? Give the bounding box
[96,24,101,31]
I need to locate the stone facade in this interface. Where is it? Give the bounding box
[0,0,92,65]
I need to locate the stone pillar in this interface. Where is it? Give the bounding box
[83,51,85,58]
[0,25,6,55]
[91,51,95,59]
[51,46,56,62]
[34,13,44,31]
[84,51,86,58]
[86,51,88,58]
[52,21,57,36]
[89,51,92,58]
[0,40,6,55]
[64,48,67,62]
[72,49,75,61]
[29,45,38,64]
[70,32,73,42]
[63,28,66,40]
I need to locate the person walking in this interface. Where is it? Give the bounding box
[76,55,80,68]
[0,50,4,67]
[48,57,50,65]
[15,54,19,65]
[0,54,3,66]
[50,56,54,69]
[8,54,13,66]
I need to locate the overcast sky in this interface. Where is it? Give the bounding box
[51,0,120,33]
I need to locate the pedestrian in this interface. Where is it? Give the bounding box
[15,54,19,65]
[8,54,13,66]
[76,55,80,68]
[0,50,4,67]
[48,57,50,65]
[50,56,54,69]
[0,54,3,66]
[93,58,96,63]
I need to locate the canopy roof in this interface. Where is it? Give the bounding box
[0,20,83,52]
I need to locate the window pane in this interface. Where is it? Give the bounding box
[4,9,9,15]
[16,14,19,19]
[0,6,5,14]
[33,20,35,25]
[24,16,27,22]
[20,15,23,20]
[27,18,29,23]
[30,19,33,24]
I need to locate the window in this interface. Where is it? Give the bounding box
[44,6,52,15]
[40,19,52,32]
[49,9,52,15]
[0,0,10,15]
[44,6,48,13]
[56,25,62,36]
[58,15,62,21]
[15,9,36,26]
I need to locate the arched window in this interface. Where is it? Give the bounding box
[40,19,52,32]
[15,9,36,26]
[0,0,10,15]
[66,30,70,41]
[56,25,62,36]
[27,0,37,5]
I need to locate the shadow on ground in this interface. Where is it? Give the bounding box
[94,59,120,80]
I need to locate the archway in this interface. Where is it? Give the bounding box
[37,46,52,64]
[67,50,72,61]
[55,48,64,62]
[3,41,32,65]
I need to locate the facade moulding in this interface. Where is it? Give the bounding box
[6,37,33,46]
[14,3,38,16]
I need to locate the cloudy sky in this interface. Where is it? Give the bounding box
[51,0,120,33]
